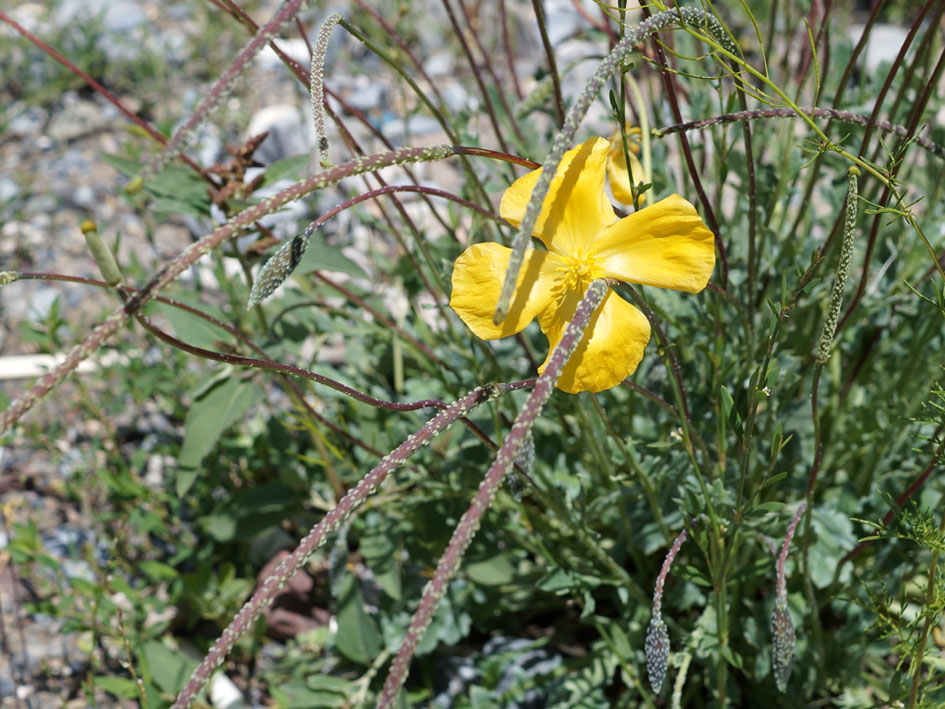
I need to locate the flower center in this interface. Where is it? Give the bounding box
[558,250,603,292]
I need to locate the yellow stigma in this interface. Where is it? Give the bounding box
[558,249,603,291]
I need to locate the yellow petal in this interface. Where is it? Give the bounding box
[593,194,716,293]
[537,287,651,393]
[608,134,647,206]
[499,137,617,256]
[450,242,564,339]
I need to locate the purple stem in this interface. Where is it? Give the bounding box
[171,383,511,708]
[376,279,611,708]
[136,0,308,184]
[655,108,944,159]
[440,0,511,155]
[777,504,807,603]
[652,528,688,616]
[457,0,526,145]
[644,6,728,289]
[499,0,523,100]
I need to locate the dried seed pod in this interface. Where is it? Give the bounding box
[247,227,314,307]
[770,599,795,692]
[645,615,671,693]
[507,431,535,501]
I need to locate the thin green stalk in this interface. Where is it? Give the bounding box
[589,393,670,542]
[667,8,945,285]
[531,0,565,125]
[908,504,945,707]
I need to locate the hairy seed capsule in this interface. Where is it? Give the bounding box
[507,430,535,501]
[770,599,795,692]
[247,227,315,307]
[645,615,670,693]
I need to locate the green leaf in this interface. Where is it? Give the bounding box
[203,512,238,542]
[177,369,262,495]
[761,471,789,489]
[263,154,310,186]
[143,640,196,695]
[466,553,515,586]
[296,230,369,280]
[101,153,211,217]
[747,501,785,517]
[152,298,230,351]
[271,681,350,708]
[334,574,381,665]
[138,560,179,581]
[93,676,140,700]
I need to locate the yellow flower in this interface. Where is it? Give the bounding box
[608,124,647,207]
[449,137,715,394]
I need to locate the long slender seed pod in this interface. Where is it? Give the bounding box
[816,167,859,363]
[311,13,343,168]
[377,279,613,709]
[80,220,123,287]
[171,384,509,708]
[771,504,806,692]
[646,528,688,693]
[132,0,308,188]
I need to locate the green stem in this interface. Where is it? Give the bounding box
[907,505,945,708]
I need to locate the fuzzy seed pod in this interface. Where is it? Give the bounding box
[770,599,795,692]
[645,615,671,693]
[507,431,535,501]
[248,227,315,307]
[816,166,859,363]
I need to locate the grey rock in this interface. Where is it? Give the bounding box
[543,0,582,46]
[47,98,107,143]
[440,82,471,114]
[256,38,314,72]
[55,0,147,34]
[0,178,20,204]
[381,115,443,145]
[26,285,60,322]
[8,104,48,137]
[848,23,910,76]
[246,104,312,164]
[424,51,454,78]
[71,185,96,209]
